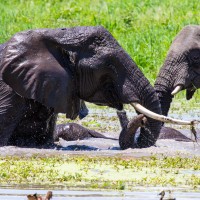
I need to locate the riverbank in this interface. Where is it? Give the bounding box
[0,147,200,191]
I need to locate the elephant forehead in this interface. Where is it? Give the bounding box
[170,26,200,53]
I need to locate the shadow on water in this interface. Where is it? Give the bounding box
[0,187,200,200]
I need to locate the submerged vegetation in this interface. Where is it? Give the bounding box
[0,155,200,190]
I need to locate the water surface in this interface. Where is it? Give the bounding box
[0,188,200,200]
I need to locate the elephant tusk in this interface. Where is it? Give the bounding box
[171,85,183,95]
[130,102,200,125]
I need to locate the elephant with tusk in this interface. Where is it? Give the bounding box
[155,25,200,117]
[0,26,194,148]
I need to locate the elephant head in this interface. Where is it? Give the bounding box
[1,26,176,148]
[155,25,200,116]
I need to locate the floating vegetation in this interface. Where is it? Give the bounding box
[0,155,200,190]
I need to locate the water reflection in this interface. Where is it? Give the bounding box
[0,188,200,200]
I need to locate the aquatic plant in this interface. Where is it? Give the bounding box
[0,155,200,190]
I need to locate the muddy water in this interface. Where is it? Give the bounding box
[0,188,200,200]
[0,104,200,158]
[1,138,199,158]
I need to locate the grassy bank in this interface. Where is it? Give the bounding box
[0,155,200,190]
[1,0,200,84]
[1,0,200,101]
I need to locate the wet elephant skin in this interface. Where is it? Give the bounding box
[54,123,113,142]
[0,26,162,147]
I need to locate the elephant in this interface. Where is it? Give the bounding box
[53,25,197,149]
[0,26,170,148]
[155,25,200,116]
[54,122,115,142]
[158,126,192,142]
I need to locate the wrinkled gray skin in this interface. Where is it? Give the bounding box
[0,26,162,148]
[155,25,200,116]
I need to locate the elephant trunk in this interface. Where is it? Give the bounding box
[154,69,174,116]
[154,54,188,116]
[121,62,162,148]
[134,78,162,148]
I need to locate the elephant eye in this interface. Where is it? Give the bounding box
[192,55,200,61]
[106,63,117,74]
[107,64,114,69]
[190,49,200,63]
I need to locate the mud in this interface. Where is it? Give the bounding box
[1,103,200,159]
[0,129,199,158]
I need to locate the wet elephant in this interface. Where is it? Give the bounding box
[116,26,200,149]
[0,26,166,148]
[54,123,111,142]
[158,126,192,142]
[155,25,200,116]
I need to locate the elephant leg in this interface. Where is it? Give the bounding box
[9,115,56,147]
[9,100,57,147]
[54,123,108,141]
[0,79,26,146]
[117,111,147,150]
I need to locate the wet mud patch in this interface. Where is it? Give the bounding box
[0,128,199,158]
[1,126,199,158]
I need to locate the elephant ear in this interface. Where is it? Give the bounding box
[1,30,81,119]
[1,26,118,118]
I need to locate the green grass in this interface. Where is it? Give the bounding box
[1,0,200,84]
[0,155,200,190]
[1,0,200,104]
[1,0,198,111]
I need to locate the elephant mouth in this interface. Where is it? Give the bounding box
[171,84,197,100]
[102,82,123,110]
[107,102,123,110]
[87,88,123,110]
[186,85,196,100]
